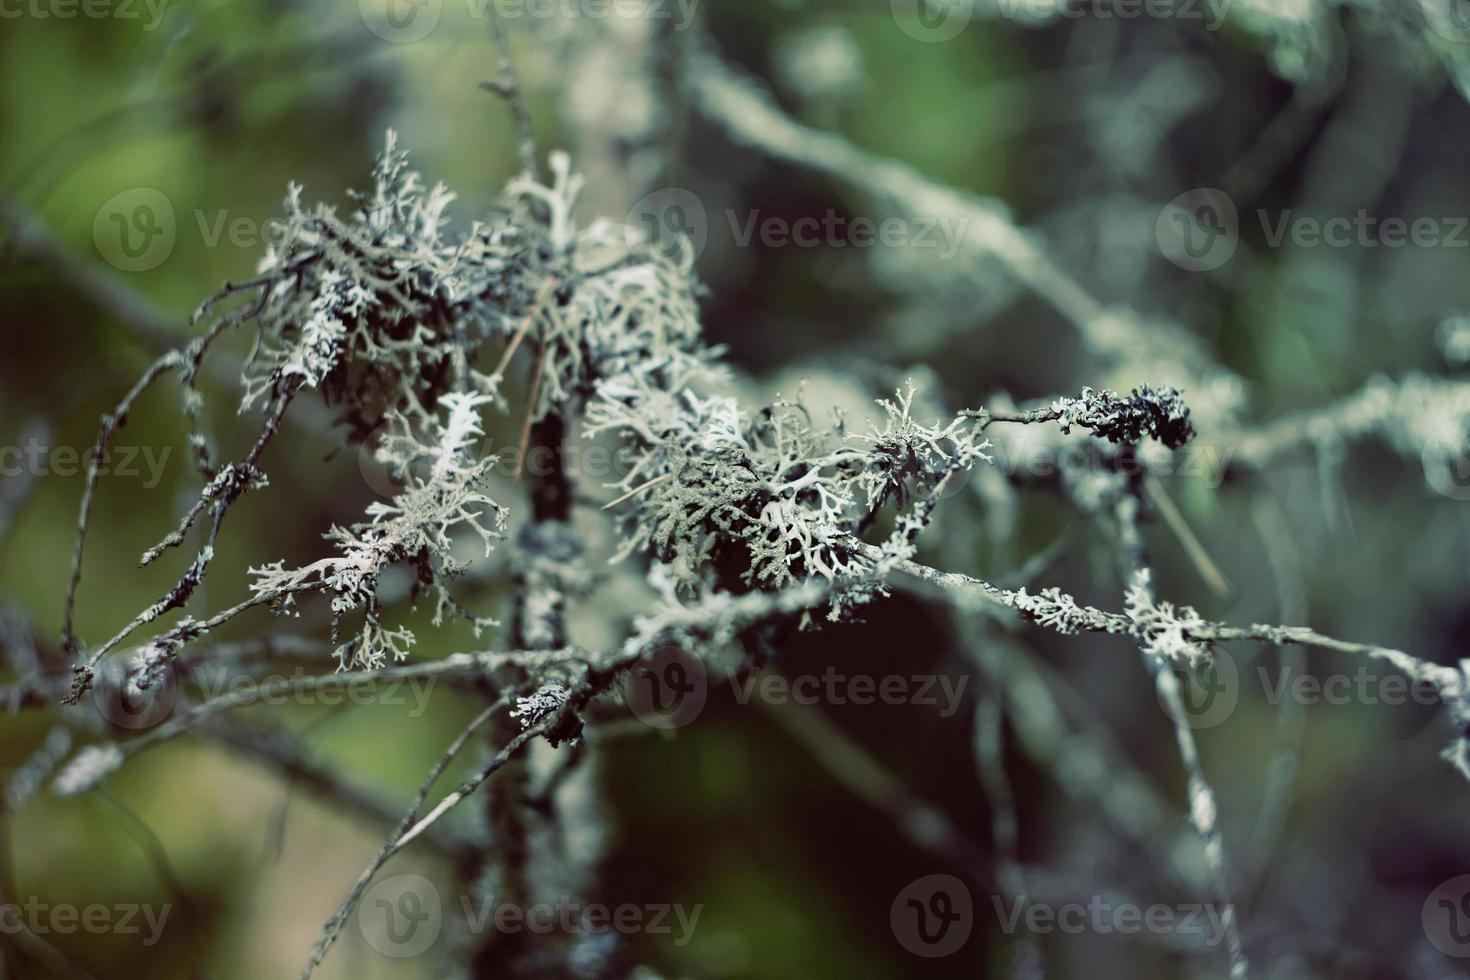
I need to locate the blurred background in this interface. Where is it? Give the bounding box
[4,0,1470,977]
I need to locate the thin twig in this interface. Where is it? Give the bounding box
[1246,494,1308,892]
[601,472,672,510]
[484,8,540,180]
[1114,491,1250,980]
[760,697,987,872]
[199,720,475,859]
[0,418,47,556]
[513,346,548,481]
[861,541,1465,705]
[60,349,184,654]
[1144,476,1231,598]
[297,716,550,980]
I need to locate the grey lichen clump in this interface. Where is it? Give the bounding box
[242,131,496,427]
[248,392,507,668]
[53,132,718,692]
[186,136,716,670]
[241,135,708,432]
[1005,568,1214,668]
[1050,385,1195,449]
[590,380,992,605]
[1123,568,1212,666]
[1009,586,1119,637]
[510,682,571,729]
